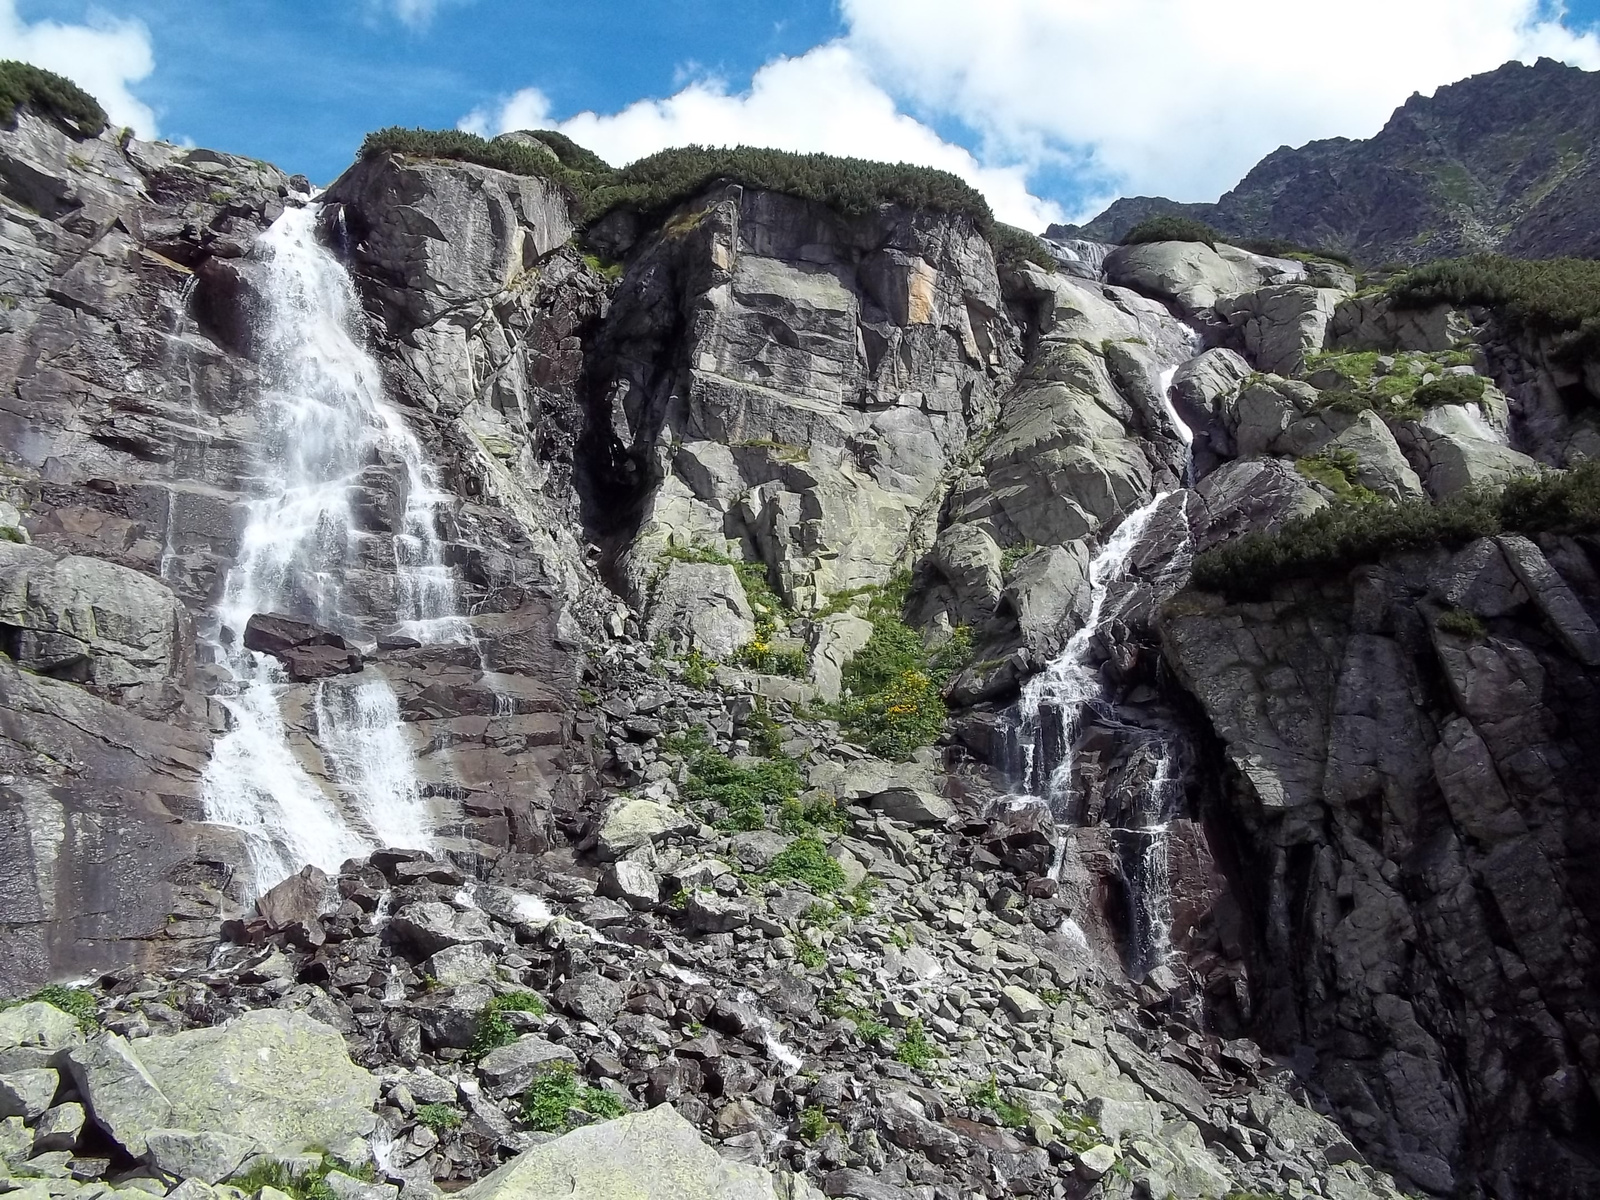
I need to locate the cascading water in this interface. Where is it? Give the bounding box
[199,202,464,891]
[1006,362,1196,979]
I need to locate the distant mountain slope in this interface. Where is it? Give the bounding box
[1051,57,1600,264]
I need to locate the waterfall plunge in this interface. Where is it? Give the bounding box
[200,204,459,891]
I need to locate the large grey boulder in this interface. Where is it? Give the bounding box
[1103,240,1299,318]
[1227,375,1321,458]
[807,613,874,702]
[0,541,193,707]
[644,561,757,660]
[1327,293,1471,353]
[476,1037,578,1099]
[67,1011,377,1161]
[594,797,696,861]
[1218,283,1344,374]
[1401,406,1543,498]
[1320,411,1426,502]
[0,1003,82,1065]
[0,1069,58,1121]
[144,1130,259,1184]
[1192,459,1327,552]
[455,1104,785,1200]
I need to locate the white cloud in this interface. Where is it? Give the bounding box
[368,0,473,30]
[0,0,156,136]
[459,44,1065,230]
[841,0,1600,205]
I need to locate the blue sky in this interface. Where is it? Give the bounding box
[7,0,1600,228]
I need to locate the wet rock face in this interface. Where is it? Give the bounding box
[1160,536,1600,1198]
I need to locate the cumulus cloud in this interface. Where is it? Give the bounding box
[841,0,1600,205]
[0,0,156,136]
[459,44,1065,230]
[366,0,475,30]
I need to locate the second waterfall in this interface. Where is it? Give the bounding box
[200,202,463,891]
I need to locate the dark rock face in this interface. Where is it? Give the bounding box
[1058,58,1600,264]
[1162,536,1600,1198]
[243,613,362,680]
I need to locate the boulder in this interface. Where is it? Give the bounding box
[242,613,362,681]
[388,902,496,956]
[32,1101,84,1151]
[144,1130,258,1184]
[255,865,336,945]
[807,613,874,702]
[68,1011,377,1160]
[598,860,661,910]
[1218,283,1343,374]
[476,1037,578,1099]
[1322,411,1426,502]
[0,1004,82,1064]
[1103,240,1298,318]
[1402,407,1543,498]
[426,942,497,988]
[595,798,695,861]
[1228,375,1320,458]
[866,787,954,826]
[683,892,751,935]
[644,562,757,660]
[1327,294,1471,354]
[453,1103,784,1199]
[0,1069,58,1121]
[553,973,625,1027]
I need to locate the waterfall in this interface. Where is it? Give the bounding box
[1011,496,1171,819]
[1005,362,1199,980]
[199,203,461,892]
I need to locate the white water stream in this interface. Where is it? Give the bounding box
[199,203,463,891]
[1008,362,1197,977]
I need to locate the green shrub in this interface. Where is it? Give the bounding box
[1121,216,1218,247]
[833,578,969,759]
[673,733,803,832]
[970,1075,1033,1128]
[893,1018,940,1069]
[470,991,547,1059]
[1413,374,1488,408]
[766,835,847,892]
[520,1062,626,1132]
[798,1104,833,1143]
[3,985,98,1031]
[732,640,808,677]
[681,648,717,690]
[795,937,827,969]
[0,61,107,135]
[1191,460,1600,599]
[361,127,572,189]
[1436,607,1487,639]
[228,1155,372,1200]
[1294,448,1382,505]
[414,1103,463,1133]
[778,792,845,835]
[523,129,613,176]
[583,144,992,231]
[991,222,1056,272]
[1389,254,1600,361]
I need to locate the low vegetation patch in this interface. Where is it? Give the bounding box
[1294,447,1382,505]
[1192,460,1600,599]
[1389,254,1600,362]
[1305,349,1483,419]
[991,222,1057,272]
[0,61,107,135]
[521,1062,626,1133]
[3,985,98,1030]
[893,1017,941,1070]
[470,990,547,1059]
[667,726,803,832]
[970,1075,1034,1129]
[766,835,847,892]
[413,1103,463,1133]
[832,575,971,759]
[230,1155,374,1200]
[1121,215,1219,247]
[1436,607,1488,640]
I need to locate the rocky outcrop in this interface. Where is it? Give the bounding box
[581,183,1021,610]
[1161,534,1600,1197]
